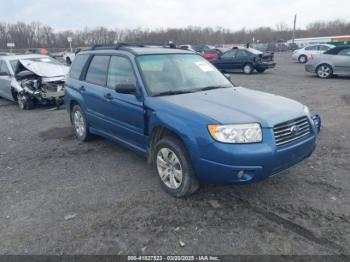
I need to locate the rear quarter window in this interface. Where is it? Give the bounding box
[69,54,89,80]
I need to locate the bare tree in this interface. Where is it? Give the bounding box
[0,19,349,50]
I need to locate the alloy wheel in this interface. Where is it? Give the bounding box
[73,110,85,137]
[317,65,331,78]
[156,148,183,189]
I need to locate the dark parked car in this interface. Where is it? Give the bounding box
[65,43,320,197]
[211,47,276,74]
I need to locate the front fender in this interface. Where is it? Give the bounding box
[147,109,216,174]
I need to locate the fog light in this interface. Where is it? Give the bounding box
[237,170,245,179]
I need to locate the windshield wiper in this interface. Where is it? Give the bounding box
[152,90,194,97]
[197,85,231,91]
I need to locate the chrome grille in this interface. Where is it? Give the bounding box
[273,116,311,147]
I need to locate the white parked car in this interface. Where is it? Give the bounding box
[292,44,335,63]
[0,54,68,109]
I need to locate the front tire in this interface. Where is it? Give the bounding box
[71,105,93,141]
[243,64,253,74]
[256,68,266,73]
[17,94,34,110]
[154,136,199,198]
[316,64,333,79]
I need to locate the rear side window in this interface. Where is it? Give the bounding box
[236,50,248,58]
[319,45,330,51]
[107,56,136,88]
[69,54,89,79]
[305,46,318,51]
[85,55,110,86]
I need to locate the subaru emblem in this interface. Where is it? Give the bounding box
[290,125,300,134]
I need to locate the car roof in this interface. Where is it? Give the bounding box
[81,46,194,56]
[0,54,50,61]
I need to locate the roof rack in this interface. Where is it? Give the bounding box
[91,42,176,50]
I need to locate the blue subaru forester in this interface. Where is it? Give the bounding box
[65,44,321,197]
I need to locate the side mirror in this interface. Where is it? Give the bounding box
[115,84,139,95]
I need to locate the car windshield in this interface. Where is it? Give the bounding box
[137,54,232,96]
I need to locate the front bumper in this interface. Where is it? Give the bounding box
[257,61,276,69]
[305,64,316,73]
[193,116,320,184]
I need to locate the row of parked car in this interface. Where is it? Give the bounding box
[0,44,277,111]
[180,44,276,74]
[0,43,321,197]
[292,44,350,79]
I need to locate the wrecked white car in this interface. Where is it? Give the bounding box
[0,54,68,110]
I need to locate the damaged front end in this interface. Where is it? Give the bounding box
[14,57,68,110]
[19,76,65,109]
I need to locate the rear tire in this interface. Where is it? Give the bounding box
[154,136,200,198]
[71,105,93,141]
[243,64,253,74]
[17,94,34,110]
[298,55,307,64]
[316,64,333,79]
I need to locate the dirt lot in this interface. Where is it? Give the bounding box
[0,53,350,255]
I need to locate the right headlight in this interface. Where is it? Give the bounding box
[208,123,262,144]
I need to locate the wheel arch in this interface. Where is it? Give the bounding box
[316,63,334,78]
[69,99,80,123]
[148,126,193,166]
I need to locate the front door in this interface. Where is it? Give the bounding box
[333,48,350,74]
[103,55,145,148]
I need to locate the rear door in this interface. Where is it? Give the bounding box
[102,55,145,148]
[0,60,13,100]
[81,55,111,131]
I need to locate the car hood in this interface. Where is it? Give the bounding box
[156,87,305,128]
[19,59,69,78]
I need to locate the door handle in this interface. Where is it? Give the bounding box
[104,93,113,100]
[79,86,86,92]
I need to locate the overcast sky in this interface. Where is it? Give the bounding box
[1,0,348,31]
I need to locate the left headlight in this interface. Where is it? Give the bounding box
[208,123,262,144]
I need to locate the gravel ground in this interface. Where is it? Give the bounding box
[0,53,349,255]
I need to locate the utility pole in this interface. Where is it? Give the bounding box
[292,14,297,44]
